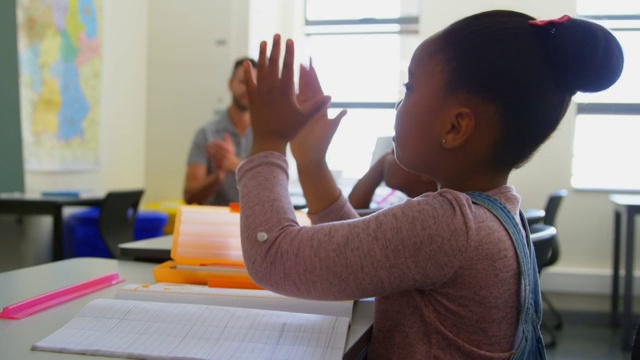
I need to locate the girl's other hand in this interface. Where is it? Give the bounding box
[291,61,347,166]
[243,34,331,156]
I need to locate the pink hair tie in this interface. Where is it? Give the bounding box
[528,15,571,26]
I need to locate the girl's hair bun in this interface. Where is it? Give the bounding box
[532,16,624,94]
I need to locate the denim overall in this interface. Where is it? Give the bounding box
[467,192,547,359]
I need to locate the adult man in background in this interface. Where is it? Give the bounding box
[183,57,257,205]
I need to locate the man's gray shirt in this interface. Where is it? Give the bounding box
[187,111,252,205]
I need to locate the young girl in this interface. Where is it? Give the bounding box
[237,10,623,359]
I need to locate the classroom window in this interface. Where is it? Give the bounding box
[572,0,640,191]
[302,0,421,183]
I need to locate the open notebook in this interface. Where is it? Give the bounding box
[32,284,353,360]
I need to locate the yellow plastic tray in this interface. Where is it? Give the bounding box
[153,205,310,289]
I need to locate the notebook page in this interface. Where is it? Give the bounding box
[32,299,349,360]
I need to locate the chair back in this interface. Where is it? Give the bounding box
[633,318,640,360]
[543,189,568,227]
[98,190,144,258]
[530,223,556,272]
[543,189,567,266]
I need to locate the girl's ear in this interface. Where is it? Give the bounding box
[441,108,475,148]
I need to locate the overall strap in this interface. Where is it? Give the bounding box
[466,192,533,263]
[466,192,542,357]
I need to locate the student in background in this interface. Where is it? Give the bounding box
[237,11,623,358]
[183,57,257,205]
[348,149,438,212]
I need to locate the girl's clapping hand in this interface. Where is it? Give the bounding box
[291,60,347,166]
[243,34,332,156]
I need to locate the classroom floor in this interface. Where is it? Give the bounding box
[544,310,633,359]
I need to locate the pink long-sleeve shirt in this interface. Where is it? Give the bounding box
[237,152,521,359]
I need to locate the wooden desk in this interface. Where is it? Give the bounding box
[0,258,373,360]
[0,193,104,261]
[609,194,640,351]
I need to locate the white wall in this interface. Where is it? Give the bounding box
[248,0,305,54]
[142,0,305,203]
[143,0,251,203]
[25,1,149,194]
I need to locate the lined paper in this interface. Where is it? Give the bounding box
[32,299,349,360]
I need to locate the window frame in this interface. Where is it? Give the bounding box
[302,1,419,183]
[572,12,640,192]
[303,12,420,111]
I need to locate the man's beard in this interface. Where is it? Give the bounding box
[232,96,249,112]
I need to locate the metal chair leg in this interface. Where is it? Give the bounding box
[542,292,563,330]
[542,319,557,348]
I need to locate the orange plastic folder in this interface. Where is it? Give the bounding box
[153,205,311,289]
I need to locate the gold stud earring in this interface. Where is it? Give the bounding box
[441,139,446,145]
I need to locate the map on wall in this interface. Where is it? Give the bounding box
[16,0,102,171]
